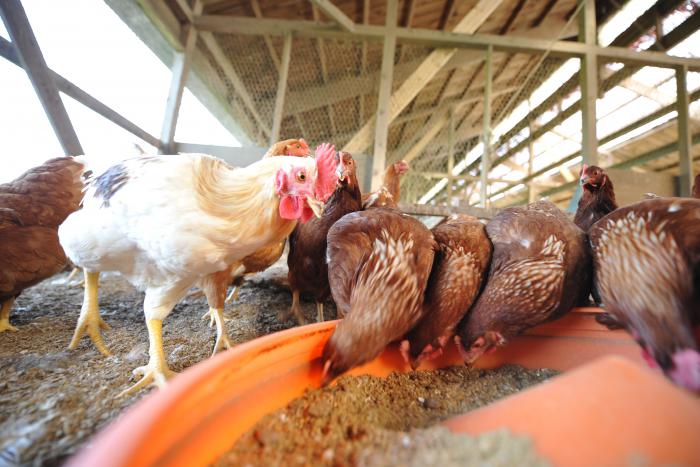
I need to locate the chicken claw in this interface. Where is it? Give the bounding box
[69,271,111,356]
[210,307,233,356]
[118,319,175,397]
[0,299,18,332]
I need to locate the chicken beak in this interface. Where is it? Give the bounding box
[335,162,346,182]
[580,176,591,186]
[306,195,324,218]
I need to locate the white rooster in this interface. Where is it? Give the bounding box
[59,145,337,395]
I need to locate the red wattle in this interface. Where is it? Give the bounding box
[279,196,301,220]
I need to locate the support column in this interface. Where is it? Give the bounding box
[270,33,293,144]
[0,0,83,155]
[480,45,492,208]
[447,106,455,206]
[676,65,693,196]
[578,0,598,166]
[370,0,398,191]
[160,0,202,154]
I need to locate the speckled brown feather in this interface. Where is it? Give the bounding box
[287,153,362,305]
[322,208,436,382]
[457,201,591,351]
[0,157,85,304]
[589,197,700,367]
[406,215,492,363]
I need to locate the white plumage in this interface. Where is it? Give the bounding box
[59,150,336,394]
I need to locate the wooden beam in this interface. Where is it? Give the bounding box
[370,0,397,191]
[251,0,281,70]
[358,0,370,127]
[308,0,355,32]
[398,202,499,219]
[160,2,202,153]
[0,0,83,155]
[480,45,492,207]
[676,65,693,196]
[192,13,700,71]
[342,0,504,154]
[578,0,598,166]
[0,36,160,148]
[447,107,455,203]
[270,34,293,143]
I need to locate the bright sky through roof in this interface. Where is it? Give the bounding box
[0,0,240,183]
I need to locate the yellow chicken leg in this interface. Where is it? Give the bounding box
[316,302,324,323]
[224,285,240,304]
[279,290,306,324]
[118,319,175,397]
[0,298,18,332]
[210,307,233,356]
[69,271,111,356]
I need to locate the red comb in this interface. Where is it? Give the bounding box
[314,143,338,202]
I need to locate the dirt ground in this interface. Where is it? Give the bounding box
[0,257,336,466]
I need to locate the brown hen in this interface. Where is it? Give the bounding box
[589,197,700,392]
[321,208,436,384]
[692,173,700,199]
[402,214,492,368]
[456,201,591,364]
[0,157,85,332]
[362,160,409,209]
[573,164,617,232]
[285,151,362,324]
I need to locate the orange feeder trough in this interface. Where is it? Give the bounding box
[68,308,700,467]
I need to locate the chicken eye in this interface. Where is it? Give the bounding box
[296,171,306,182]
[296,144,301,149]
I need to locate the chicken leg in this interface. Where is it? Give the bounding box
[316,302,324,322]
[69,271,111,356]
[118,318,175,397]
[225,285,240,304]
[279,290,306,324]
[210,307,233,356]
[0,298,18,332]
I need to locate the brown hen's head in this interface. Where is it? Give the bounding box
[579,165,610,192]
[391,160,410,176]
[335,151,358,188]
[454,330,506,365]
[692,173,700,199]
[285,138,311,156]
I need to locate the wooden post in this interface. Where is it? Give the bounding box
[160,0,202,154]
[676,65,693,196]
[480,45,492,208]
[370,0,397,191]
[270,33,293,144]
[0,0,83,155]
[578,0,598,166]
[447,106,455,205]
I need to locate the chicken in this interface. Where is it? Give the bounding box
[693,174,700,199]
[573,164,617,232]
[589,197,700,392]
[362,160,409,209]
[285,151,363,324]
[197,138,312,352]
[263,138,310,158]
[321,208,436,384]
[456,201,591,364]
[0,157,84,332]
[59,147,337,395]
[401,214,492,368]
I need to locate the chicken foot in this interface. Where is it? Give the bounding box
[0,298,18,332]
[279,290,306,324]
[210,307,233,356]
[69,271,111,356]
[118,318,175,397]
